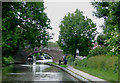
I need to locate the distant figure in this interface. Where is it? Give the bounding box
[63,55,67,65]
[59,59,61,65]
[62,55,66,62]
[62,55,64,62]
[64,59,67,65]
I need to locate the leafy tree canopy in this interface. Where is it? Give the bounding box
[91,1,120,55]
[57,9,97,58]
[2,2,52,59]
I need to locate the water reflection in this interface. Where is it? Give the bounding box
[2,64,79,82]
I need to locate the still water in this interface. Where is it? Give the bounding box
[2,64,80,83]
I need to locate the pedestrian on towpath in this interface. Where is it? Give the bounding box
[62,55,66,62]
[64,59,67,65]
[63,55,67,65]
[59,59,61,65]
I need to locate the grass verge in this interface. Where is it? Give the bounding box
[74,66,118,82]
[47,62,67,68]
[67,55,118,82]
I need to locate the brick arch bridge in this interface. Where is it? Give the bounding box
[14,47,64,63]
[27,47,64,62]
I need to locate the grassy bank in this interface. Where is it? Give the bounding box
[67,55,118,82]
[47,62,67,68]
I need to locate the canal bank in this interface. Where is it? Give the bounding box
[46,63,112,83]
[45,63,89,82]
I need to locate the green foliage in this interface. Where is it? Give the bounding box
[91,2,120,55]
[106,51,115,56]
[67,55,118,73]
[48,42,60,48]
[74,66,118,82]
[89,46,112,57]
[60,65,67,68]
[58,9,97,58]
[67,55,74,62]
[91,2,109,18]
[67,55,118,81]
[74,59,87,67]
[2,56,14,66]
[74,55,118,73]
[47,62,67,68]
[2,2,52,65]
[34,53,40,60]
[47,62,57,65]
[2,65,14,75]
[97,34,107,46]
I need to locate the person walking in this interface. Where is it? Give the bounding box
[63,55,67,65]
[62,55,65,62]
[64,59,67,65]
[59,59,61,65]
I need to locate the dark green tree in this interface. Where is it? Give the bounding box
[97,34,106,46]
[91,2,120,55]
[2,2,52,64]
[91,2,109,19]
[58,9,97,59]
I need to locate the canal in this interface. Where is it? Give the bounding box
[2,63,80,83]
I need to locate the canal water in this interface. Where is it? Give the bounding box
[2,64,80,83]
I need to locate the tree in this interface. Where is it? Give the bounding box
[2,2,52,64]
[91,2,109,19]
[97,34,107,46]
[57,9,97,59]
[91,2,120,55]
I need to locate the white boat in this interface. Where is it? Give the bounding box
[36,56,53,63]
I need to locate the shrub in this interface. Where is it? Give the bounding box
[107,51,115,56]
[74,59,88,67]
[3,56,14,66]
[89,46,112,57]
[66,55,75,66]
[67,55,74,62]
[74,59,81,66]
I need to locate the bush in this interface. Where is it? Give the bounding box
[89,46,112,57]
[107,51,115,56]
[74,59,88,67]
[66,55,75,66]
[3,56,14,66]
[67,55,74,62]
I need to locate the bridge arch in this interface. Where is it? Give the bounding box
[27,47,64,62]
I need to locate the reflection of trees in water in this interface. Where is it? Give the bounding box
[2,65,13,75]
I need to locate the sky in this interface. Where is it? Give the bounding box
[44,0,104,42]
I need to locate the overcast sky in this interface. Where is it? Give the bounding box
[44,0,104,42]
